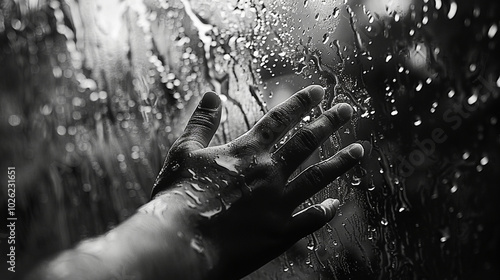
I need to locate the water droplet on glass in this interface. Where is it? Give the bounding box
[480,156,489,165]
[467,94,478,105]
[200,206,223,219]
[307,239,315,251]
[462,151,470,160]
[171,163,180,171]
[450,185,458,193]
[415,82,423,92]
[351,175,361,186]
[332,7,340,18]
[191,183,205,192]
[381,217,389,226]
[185,190,202,205]
[322,33,329,44]
[489,24,498,38]
[447,1,457,19]
[190,238,204,253]
[8,115,21,126]
[414,116,422,126]
[385,54,393,62]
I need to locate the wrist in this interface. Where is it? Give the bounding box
[139,191,220,279]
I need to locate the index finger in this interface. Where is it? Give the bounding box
[241,85,325,149]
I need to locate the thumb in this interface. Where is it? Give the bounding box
[173,91,222,153]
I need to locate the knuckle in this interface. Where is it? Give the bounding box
[304,165,323,185]
[296,126,319,149]
[293,91,311,110]
[323,109,343,128]
[169,140,190,156]
[267,108,292,130]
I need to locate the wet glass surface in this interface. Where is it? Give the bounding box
[1,0,499,279]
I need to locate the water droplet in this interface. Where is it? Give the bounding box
[480,156,489,165]
[435,0,442,10]
[57,125,66,135]
[467,94,478,105]
[447,1,457,19]
[187,168,198,179]
[450,185,458,193]
[185,190,202,205]
[200,206,223,219]
[385,54,393,62]
[488,24,498,38]
[416,82,423,92]
[322,33,329,44]
[307,239,315,250]
[414,116,422,126]
[462,151,470,160]
[191,183,205,192]
[351,175,361,186]
[381,217,389,226]
[215,155,239,174]
[171,163,180,171]
[190,238,204,253]
[8,115,21,126]
[332,7,340,18]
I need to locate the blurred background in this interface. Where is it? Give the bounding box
[0,0,499,279]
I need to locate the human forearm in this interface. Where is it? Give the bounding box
[29,195,209,280]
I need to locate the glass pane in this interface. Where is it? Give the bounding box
[1,0,498,279]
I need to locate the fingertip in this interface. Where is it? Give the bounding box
[347,143,364,159]
[333,198,340,209]
[308,85,325,103]
[320,198,338,220]
[336,103,353,121]
[358,140,372,159]
[199,91,221,110]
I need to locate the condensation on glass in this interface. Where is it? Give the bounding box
[1,0,498,279]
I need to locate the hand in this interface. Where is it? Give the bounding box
[140,85,364,279]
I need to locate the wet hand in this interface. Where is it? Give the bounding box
[142,85,364,279]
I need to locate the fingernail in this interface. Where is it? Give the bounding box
[320,199,334,215]
[347,143,364,159]
[199,91,221,109]
[308,85,325,103]
[320,198,339,218]
[333,199,340,209]
[358,140,372,157]
[336,103,353,120]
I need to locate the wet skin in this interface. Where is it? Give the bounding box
[31,85,364,280]
[141,85,364,279]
